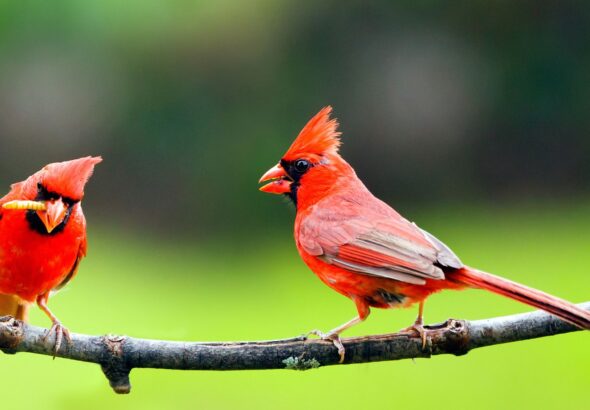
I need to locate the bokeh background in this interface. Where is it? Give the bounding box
[1,1,589,409]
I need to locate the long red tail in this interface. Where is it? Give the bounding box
[451,267,590,330]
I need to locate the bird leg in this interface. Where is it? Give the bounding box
[308,298,370,363]
[15,302,29,322]
[36,293,71,356]
[399,300,429,349]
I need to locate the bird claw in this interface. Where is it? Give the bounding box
[307,329,346,363]
[400,322,429,350]
[42,321,72,357]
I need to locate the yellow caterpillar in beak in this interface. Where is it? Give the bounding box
[2,200,47,211]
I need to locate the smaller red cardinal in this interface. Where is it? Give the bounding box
[259,107,589,362]
[0,156,101,352]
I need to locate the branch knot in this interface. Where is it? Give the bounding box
[0,316,24,352]
[100,335,131,394]
[427,319,470,356]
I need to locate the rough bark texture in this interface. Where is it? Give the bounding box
[1,302,588,394]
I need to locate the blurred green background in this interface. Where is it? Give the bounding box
[0,1,589,409]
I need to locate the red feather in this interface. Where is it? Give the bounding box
[283,106,341,160]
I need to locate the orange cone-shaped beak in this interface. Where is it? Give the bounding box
[259,163,292,194]
[37,198,68,233]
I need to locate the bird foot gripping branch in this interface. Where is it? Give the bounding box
[306,329,346,363]
[42,321,72,356]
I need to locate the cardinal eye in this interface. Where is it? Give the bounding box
[294,159,310,173]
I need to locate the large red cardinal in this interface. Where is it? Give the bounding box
[0,156,101,352]
[259,107,589,362]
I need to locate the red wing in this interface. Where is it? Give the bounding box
[52,235,87,292]
[52,211,88,293]
[298,197,462,285]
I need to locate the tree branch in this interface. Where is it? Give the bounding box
[1,302,588,394]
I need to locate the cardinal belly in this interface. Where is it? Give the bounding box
[0,235,79,302]
[301,253,465,309]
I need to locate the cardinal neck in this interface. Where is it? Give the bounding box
[293,159,357,211]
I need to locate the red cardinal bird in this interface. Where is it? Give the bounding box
[0,156,101,352]
[259,107,590,362]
